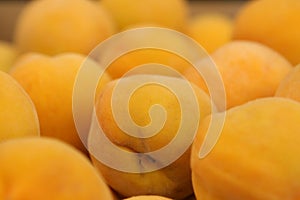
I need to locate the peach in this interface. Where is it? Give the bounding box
[88,75,212,199]
[14,0,116,55]
[187,13,233,53]
[101,0,188,31]
[124,195,172,200]
[276,64,300,102]
[0,41,18,72]
[106,48,194,79]
[9,53,111,153]
[233,0,300,65]
[184,41,293,109]
[0,137,114,200]
[99,27,197,79]
[191,97,300,199]
[121,23,165,32]
[0,71,39,142]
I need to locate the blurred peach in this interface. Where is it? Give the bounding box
[14,0,116,55]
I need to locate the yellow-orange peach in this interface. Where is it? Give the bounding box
[184,41,292,109]
[14,0,115,55]
[89,75,212,199]
[101,0,188,31]
[233,0,300,65]
[0,137,114,200]
[187,13,233,53]
[0,41,18,72]
[191,97,300,199]
[124,195,172,200]
[276,64,300,102]
[0,71,39,142]
[106,48,194,79]
[10,53,111,153]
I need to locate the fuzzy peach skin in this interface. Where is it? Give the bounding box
[0,71,39,142]
[0,137,114,200]
[101,0,188,32]
[187,14,233,53]
[124,195,172,200]
[99,27,196,80]
[89,75,212,199]
[233,0,300,65]
[105,48,194,79]
[14,0,115,55]
[184,41,293,109]
[276,64,300,102]
[0,41,18,72]
[9,53,111,153]
[191,97,300,200]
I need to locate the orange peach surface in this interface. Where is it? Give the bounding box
[184,41,292,109]
[0,41,18,72]
[124,195,172,200]
[276,64,300,102]
[106,48,193,79]
[0,137,114,200]
[14,0,115,55]
[0,71,39,142]
[191,97,300,200]
[89,74,212,199]
[10,53,111,153]
[233,0,300,65]
[187,14,233,53]
[101,0,188,31]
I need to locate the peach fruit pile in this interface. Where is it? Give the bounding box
[0,0,299,199]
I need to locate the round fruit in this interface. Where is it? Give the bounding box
[191,97,300,200]
[14,0,115,55]
[10,53,111,153]
[276,64,300,102]
[184,41,292,109]
[187,13,233,53]
[0,137,114,200]
[124,195,172,200]
[0,71,39,142]
[89,74,212,199]
[101,0,188,31]
[0,41,18,72]
[233,0,300,65]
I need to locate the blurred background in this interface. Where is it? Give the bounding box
[0,0,248,41]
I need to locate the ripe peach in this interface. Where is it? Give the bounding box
[0,137,114,200]
[14,0,115,55]
[101,0,188,31]
[0,71,39,142]
[184,41,292,109]
[9,53,111,153]
[0,41,18,72]
[89,75,212,199]
[187,13,233,53]
[121,23,165,32]
[99,27,197,79]
[191,97,300,200]
[106,48,193,79]
[124,195,172,200]
[276,64,300,102]
[233,0,300,65]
